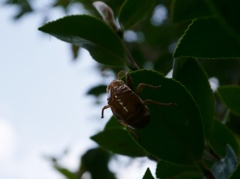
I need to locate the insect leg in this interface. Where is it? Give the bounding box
[125,72,133,90]
[117,71,127,80]
[118,120,139,140]
[126,125,140,140]
[136,83,161,94]
[144,99,177,106]
[101,105,110,118]
[117,71,134,90]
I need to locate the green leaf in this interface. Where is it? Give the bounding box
[128,70,204,165]
[156,160,199,178]
[71,44,80,59]
[211,145,238,179]
[87,84,107,97]
[104,116,123,131]
[171,0,212,23]
[209,119,240,157]
[118,0,156,29]
[217,86,240,116]
[5,0,33,19]
[91,128,146,157]
[207,0,240,43]
[230,162,240,179]
[38,15,127,67]
[174,18,240,59]
[173,174,204,179]
[53,0,71,9]
[173,58,214,140]
[54,166,78,179]
[142,168,154,179]
[80,148,116,179]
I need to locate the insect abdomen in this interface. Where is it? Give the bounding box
[108,84,151,129]
[124,103,150,129]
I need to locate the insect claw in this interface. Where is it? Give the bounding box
[101,105,110,118]
[117,71,127,80]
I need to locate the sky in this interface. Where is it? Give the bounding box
[0,1,156,179]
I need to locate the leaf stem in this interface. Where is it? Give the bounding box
[123,43,140,70]
[205,143,221,161]
[147,154,159,162]
[208,148,221,161]
[198,160,215,179]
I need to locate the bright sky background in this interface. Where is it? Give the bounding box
[0,1,156,179]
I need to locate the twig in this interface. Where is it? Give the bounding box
[198,160,215,179]
[123,43,140,71]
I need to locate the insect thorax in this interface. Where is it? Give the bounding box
[107,82,151,128]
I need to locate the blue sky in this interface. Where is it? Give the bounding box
[0,3,112,179]
[0,2,158,179]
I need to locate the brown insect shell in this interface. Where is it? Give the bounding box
[107,79,151,129]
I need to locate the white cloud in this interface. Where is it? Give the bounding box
[0,117,17,159]
[110,155,157,179]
